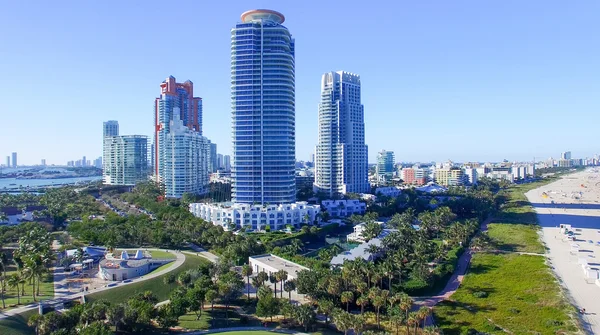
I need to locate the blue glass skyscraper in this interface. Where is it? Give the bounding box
[231,9,296,204]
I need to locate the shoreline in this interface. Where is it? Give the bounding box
[526,168,600,334]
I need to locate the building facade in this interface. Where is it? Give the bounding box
[376,150,395,183]
[209,142,217,173]
[161,113,210,198]
[190,201,320,231]
[11,152,17,168]
[314,71,369,197]
[231,9,296,205]
[103,120,119,137]
[154,76,202,179]
[223,155,231,172]
[103,135,149,186]
[401,166,429,185]
[321,199,366,218]
[435,167,464,186]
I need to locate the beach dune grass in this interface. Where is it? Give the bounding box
[434,253,577,335]
[486,223,545,254]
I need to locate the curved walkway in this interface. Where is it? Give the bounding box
[414,218,493,324]
[0,248,185,320]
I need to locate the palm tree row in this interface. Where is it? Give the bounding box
[1,224,54,308]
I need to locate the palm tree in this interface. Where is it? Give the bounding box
[241,264,253,300]
[333,309,354,335]
[7,273,22,305]
[284,279,296,300]
[352,314,366,335]
[418,306,432,330]
[340,291,354,312]
[205,289,218,328]
[354,279,368,296]
[0,253,6,309]
[276,270,288,299]
[380,289,390,309]
[389,292,403,309]
[408,312,419,335]
[362,221,383,242]
[317,299,335,326]
[27,314,43,335]
[364,262,375,289]
[107,303,126,332]
[163,272,176,290]
[399,294,413,334]
[257,271,269,286]
[356,295,369,314]
[327,277,342,297]
[269,273,278,297]
[372,295,385,329]
[388,306,405,335]
[381,259,395,290]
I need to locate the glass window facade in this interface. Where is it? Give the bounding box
[103,135,149,186]
[314,71,369,197]
[231,12,296,204]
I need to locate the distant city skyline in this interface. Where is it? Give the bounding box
[2,1,600,165]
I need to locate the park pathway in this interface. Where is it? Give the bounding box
[413,217,493,325]
[0,249,185,320]
[187,242,220,263]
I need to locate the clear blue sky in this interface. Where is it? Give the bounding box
[2,1,599,165]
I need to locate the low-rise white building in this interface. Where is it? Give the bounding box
[346,221,387,243]
[321,199,366,218]
[189,202,321,231]
[99,250,173,281]
[374,187,402,198]
[249,254,309,280]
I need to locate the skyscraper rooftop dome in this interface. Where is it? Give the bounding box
[241,9,285,24]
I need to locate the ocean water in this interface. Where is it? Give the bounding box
[0,176,101,190]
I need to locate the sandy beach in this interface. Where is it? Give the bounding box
[526,168,600,334]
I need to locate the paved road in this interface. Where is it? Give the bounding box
[0,249,185,320]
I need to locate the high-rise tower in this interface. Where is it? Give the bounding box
[314,71,369,197]
[376,150,395,183]
[103,120,119,137]
[154,76,203,180]
[231,9,296,204]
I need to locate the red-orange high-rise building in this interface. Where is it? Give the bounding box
[153,76,202,177]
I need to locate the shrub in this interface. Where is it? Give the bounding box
[402,277,430,295]
[544,319,563,327]
[472,291,489,298]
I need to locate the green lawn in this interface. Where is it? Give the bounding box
[0,309,36,335]
[149,250,176,259]
[434,254,577,335]
[486,223,545,254]
[0,265,54,310]
[178,306,260,330]
[497,178,559,225]
[86,253,209,304]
